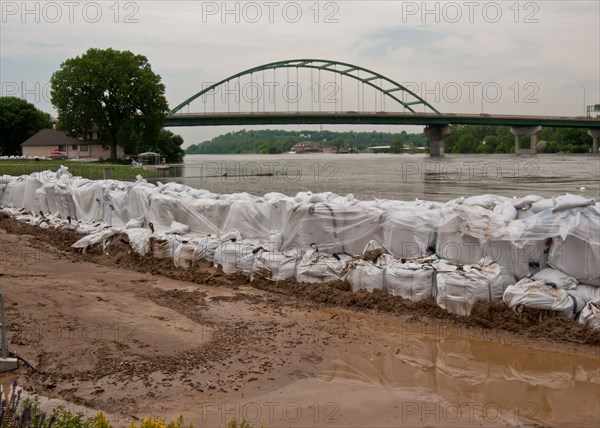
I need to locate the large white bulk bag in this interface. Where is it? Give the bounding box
[567,284,600,304]
[54,183,77,220]
[549,236,600,286]
[213,240,257,275]
[150,235,181,259]
[251,250,299,282]
[33,187,49,214]
[295,246,352,283]
[3,179,27,208]
[343,259,385,292]
[380,209,436,258]
[436,231,482,264]
[221,201,272,241]
[23,176,43,213]
[578,301,600,330]
[532,268,579,290]
[436,259,514,316]
[122,228,152,256]
[503,278,585,319]
[384,258,436,301]
[128,183,156,219]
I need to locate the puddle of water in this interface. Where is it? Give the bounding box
[187,323,599,428]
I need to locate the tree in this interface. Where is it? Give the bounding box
[0,97,52,155]
[50,48,169,160]
[138,129,185,162]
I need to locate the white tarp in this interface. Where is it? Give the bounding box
[548,235,600,286]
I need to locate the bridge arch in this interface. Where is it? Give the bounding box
[169,59,440,114]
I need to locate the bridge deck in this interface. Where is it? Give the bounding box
[165,111,600,128]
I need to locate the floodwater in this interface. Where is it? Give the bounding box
[173,153,600,202]
[188,316,600,428]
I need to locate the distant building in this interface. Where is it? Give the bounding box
[291,141,323,153]
[21,128,124,159]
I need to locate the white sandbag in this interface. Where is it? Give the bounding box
[578,301,600,330]
[3,179,26,208]
[549,236,600,286]
[150,235,181,259]
[530,198,554,213]
[194,236,221,263]
[384,258,436,301]
[380,208,436,259]
[436,259,514,316]
[343,259,385,292]
[567,284,600,304]
[532,268,579,290]
[125,216,145,229]
[251,250,299,282]
[123,228,152,256]
[463,194,510,209]
[296,245,352,283]
[552,194,595,213]
[43,183,58,214]
[436,231,482,264]
[213,240,256,274]
[513,195,544,209]
[23,176,43,213]
[54,183,77,220]
[503,278,585,319]
[261,230,283,252]
[128,183,156,219]
[221,200,272,240]
[33,187,49,214]
[480,240,531,280]
[167,220,190,235]
[72,228,120,253]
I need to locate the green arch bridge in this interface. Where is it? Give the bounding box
[165,59,600,156]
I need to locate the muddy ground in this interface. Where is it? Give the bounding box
[0,214,599,427]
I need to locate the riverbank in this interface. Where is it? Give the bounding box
[1,214,599,427]
[0,160,155,181]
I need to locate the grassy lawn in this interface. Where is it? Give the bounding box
[0,160,162,180]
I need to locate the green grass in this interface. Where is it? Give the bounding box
[0,160,162,181]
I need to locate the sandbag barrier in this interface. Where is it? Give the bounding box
[1,169,600,329]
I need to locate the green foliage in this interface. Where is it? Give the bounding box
[443,124,593,154]
[138,129,185,162]
[226,420,255,428]
[0,97,52,155]
[186,129,427,154]
[50,48,169,160]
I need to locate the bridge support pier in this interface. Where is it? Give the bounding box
[588,129,600,154]
[424,125,451,157]
[511,126,542,155]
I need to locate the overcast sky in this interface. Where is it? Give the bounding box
[1,0,598,147]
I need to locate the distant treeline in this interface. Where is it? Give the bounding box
[185,126,595,155]
[185,129,427,154]
[444,125,594,154]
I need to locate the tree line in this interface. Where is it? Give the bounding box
[186,129,427,154]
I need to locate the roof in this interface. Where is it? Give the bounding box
[20,129,99,147]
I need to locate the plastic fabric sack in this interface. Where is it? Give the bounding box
[552,194,595,213]
[436,231,482,264]
[531,199,554,213]
[296,245,352,283]
[343,259,385,292]
[72,228,120,253]
[380,208,436,259]
[384,258,436,301]
[513,195,544,209]
[567,284,600,303]
[436,258,514,316]
[150,235,181,259]
[123,228,153,256]
[251,250,299,282]
[532,268,579,290]
[549,236,600,286]
[213,241,257,274]
[578,301,600,330]
[503,278,585,319]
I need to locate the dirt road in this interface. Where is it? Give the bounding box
[0,216,598,427]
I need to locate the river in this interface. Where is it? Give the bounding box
[169,153,600,201]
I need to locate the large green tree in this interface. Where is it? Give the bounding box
[138,129,185,162]
[0,97,52,155]
[50,48,169,160]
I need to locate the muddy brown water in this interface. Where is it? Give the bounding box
[174,153,600,201]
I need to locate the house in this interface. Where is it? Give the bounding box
[291,141,323,153]
[21,128,124,159]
